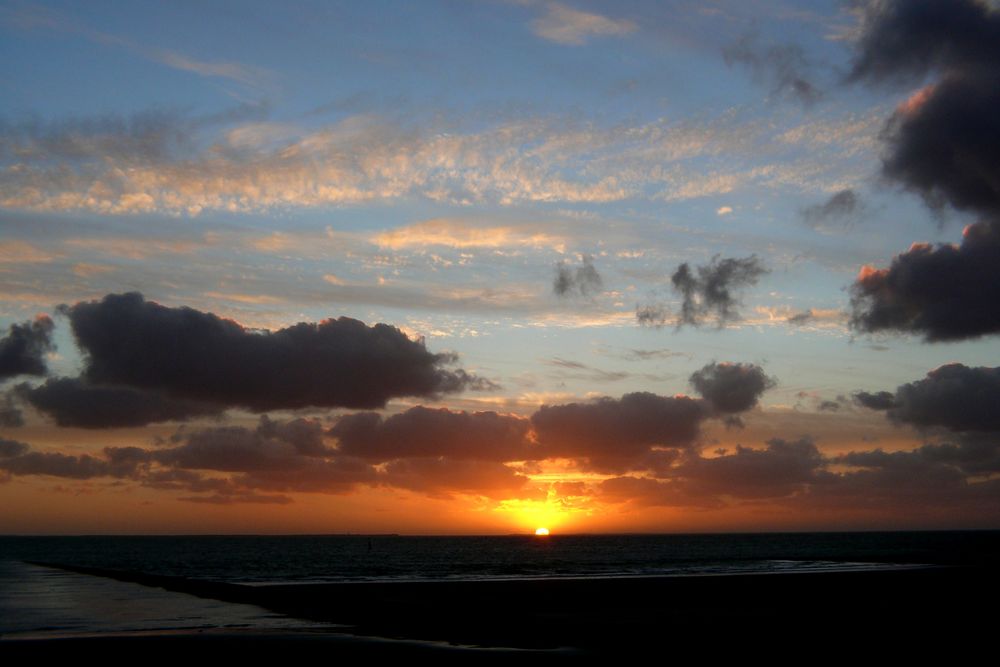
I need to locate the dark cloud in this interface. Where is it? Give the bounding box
[853,390,898,412]
[723,34,822,105]
[17,377,223,428]
[689,362,775,414]
[882,364,1000,433]
[331,406,533,462]
[846,1,1000,342]
[155,417,333,472]
[0,394,23,427]
[838,434,1000,477]
[0,315,55,381]
[675,437,825,499]
[671,255,768,328]
[62,292,487,412]
[553,254,602,297]
[0,449,140,479]
[234,457,376,494]
[531,392,707,472]
[850,219,1000,341]
[635,303,668,328]
[0,438,29,458]
[880,74,1000,216]
[787,310,815,326]
[849,0,1000,88]
[800,189,861,229]
[599,476,690,507]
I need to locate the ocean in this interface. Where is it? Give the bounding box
[2,531,998,639]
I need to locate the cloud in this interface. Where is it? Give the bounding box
[723,34,822,105]
[331,406,533,462]
[5,4,273,92]
[689,362,776,414]
[845,1,1000,342]
[848,0,1000,88]
[0,240,58,264]
[786,310,815,325]
[0,394,23,427]
[530,2,636,45]
[851,0,1000,215]
[554,254,603,298]
[0,449,140,480]
[61,292,487,411]
[866,364,1000,433]
[155,417,333,472]
[0,438,29,458]
[800,189,861,229]
[531,392,708,473]
[0,92,875,216]
[373,218,566,251]
[676,437,824,499]
[838,434,1000,477]
[671,255,769,328]
[853,390,897,411]
[849,219,1000,341]
[16,378,223,428]
[635,303,669,328]
[381,457,530,499]
[0,315,55,381]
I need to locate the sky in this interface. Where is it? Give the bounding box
[1,0,999,534]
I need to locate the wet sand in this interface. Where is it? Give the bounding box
[3,562,996,659]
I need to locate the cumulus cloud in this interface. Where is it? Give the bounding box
[155,417,333,473]
[689,362,776,414]
[16,378,222,428]
[553,254,603,298]
[670,255,769,328]
[676,437,824,499]
[531,392,707,472]
[850,219,1000,341]
[723,34,822,105]
[331,406,533,462]
[0,315,55,380]
[847,1,1000,341]
[864,364,1000,433]
[530,2,636,45]
[61,292,487,412]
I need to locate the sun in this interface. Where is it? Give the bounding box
[534,527,550,536]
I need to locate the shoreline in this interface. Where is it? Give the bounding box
[4,560,995,657]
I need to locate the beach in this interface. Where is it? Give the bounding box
[3,560,995,659]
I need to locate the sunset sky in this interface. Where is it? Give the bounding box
[2,0,999,534]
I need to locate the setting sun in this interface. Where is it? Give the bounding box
[535,527,550,536]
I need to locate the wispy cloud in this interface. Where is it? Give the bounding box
[2,2,273,91]
[373,218,567,252]
[530,2,637,45]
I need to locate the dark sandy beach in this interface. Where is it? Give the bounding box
[3,562,996,660]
